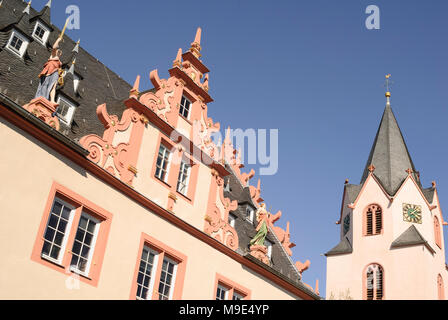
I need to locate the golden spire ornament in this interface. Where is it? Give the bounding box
[385,74,393,106]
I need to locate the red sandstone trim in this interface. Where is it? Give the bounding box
[0,104,318,300]
[30,181,113,287]
[213,273,251,300]
[129,233,187,300]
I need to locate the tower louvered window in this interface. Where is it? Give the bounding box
[365,264,384,300]
[365,204,383,236]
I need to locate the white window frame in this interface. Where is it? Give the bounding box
[176,161,191,196]
[136,246,159,300]
[56,95,77,126]
[69,212,100,278]
[264,239,273,260]
[41,197,75,266]
[73,74,80,92]
[158,256,178,300]
[6,30,29,58]
[155,144,172,183]
[179,95,192,120]
[228,213,237,228]
[32,21,50,46]
[233,292,244,300]
[246,206,255,223]
[216,284,229,300]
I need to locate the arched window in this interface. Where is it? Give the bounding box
[434,216,442,249]
[438,274,445,300]
[364,264,384,300]
[364,204,383,236]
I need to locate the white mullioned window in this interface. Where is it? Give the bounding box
[216,284,229,300]
[158,257,178,300]
[7,30,29,58]
[41,198,75,265]
[56,95,77,126]
[155,144,171,183]
[69,212,100,277]
[179,95,191,119]
[32,21,50,45]
[176,161,191,196]
[136,246,159,300]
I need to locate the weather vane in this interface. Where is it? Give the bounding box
[384,74,393,105]
[384,74,393,93]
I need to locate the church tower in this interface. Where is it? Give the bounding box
[326,77,448,300]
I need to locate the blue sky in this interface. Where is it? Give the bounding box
[44,0,448,297]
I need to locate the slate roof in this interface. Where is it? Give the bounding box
[223,164,305,287]
[390,225,435,254]
[0,0,131,141]
[325,237,352,256]
[0,0,320,298]
[344,104,433,204]
[360,104,420,196]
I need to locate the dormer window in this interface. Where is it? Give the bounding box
[56,95,77,126]
[73,74,80,93]
[32,21,50,45]
[228,213,237,228]
[7,30,29,58]
[179,95,191,119]
[264,239,273,260]
[246,206,255,224]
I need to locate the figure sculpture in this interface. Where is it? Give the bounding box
[35,18,68,104]
[35,37,63,104]
[250,203,269,247]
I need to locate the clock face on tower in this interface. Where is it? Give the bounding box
[402,203,423,224]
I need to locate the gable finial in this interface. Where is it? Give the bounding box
[72,39,80,53]
[190,27,202,58]
[385,74,393,106]
[173,48,182,68]
[46,0,52,8]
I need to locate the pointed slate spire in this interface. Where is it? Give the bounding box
[360,98,419,195]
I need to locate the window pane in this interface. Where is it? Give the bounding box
[158,258,177,300]
[136,246,156,300]
[155,145,171,182]
[41,199,73,261]
[176,162,190,195]
[216,285,228,300]
[179,96,191,119]
[70,213,98,275]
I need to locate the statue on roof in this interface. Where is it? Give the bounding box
[35,19,68,104]
[250,203,269,247]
